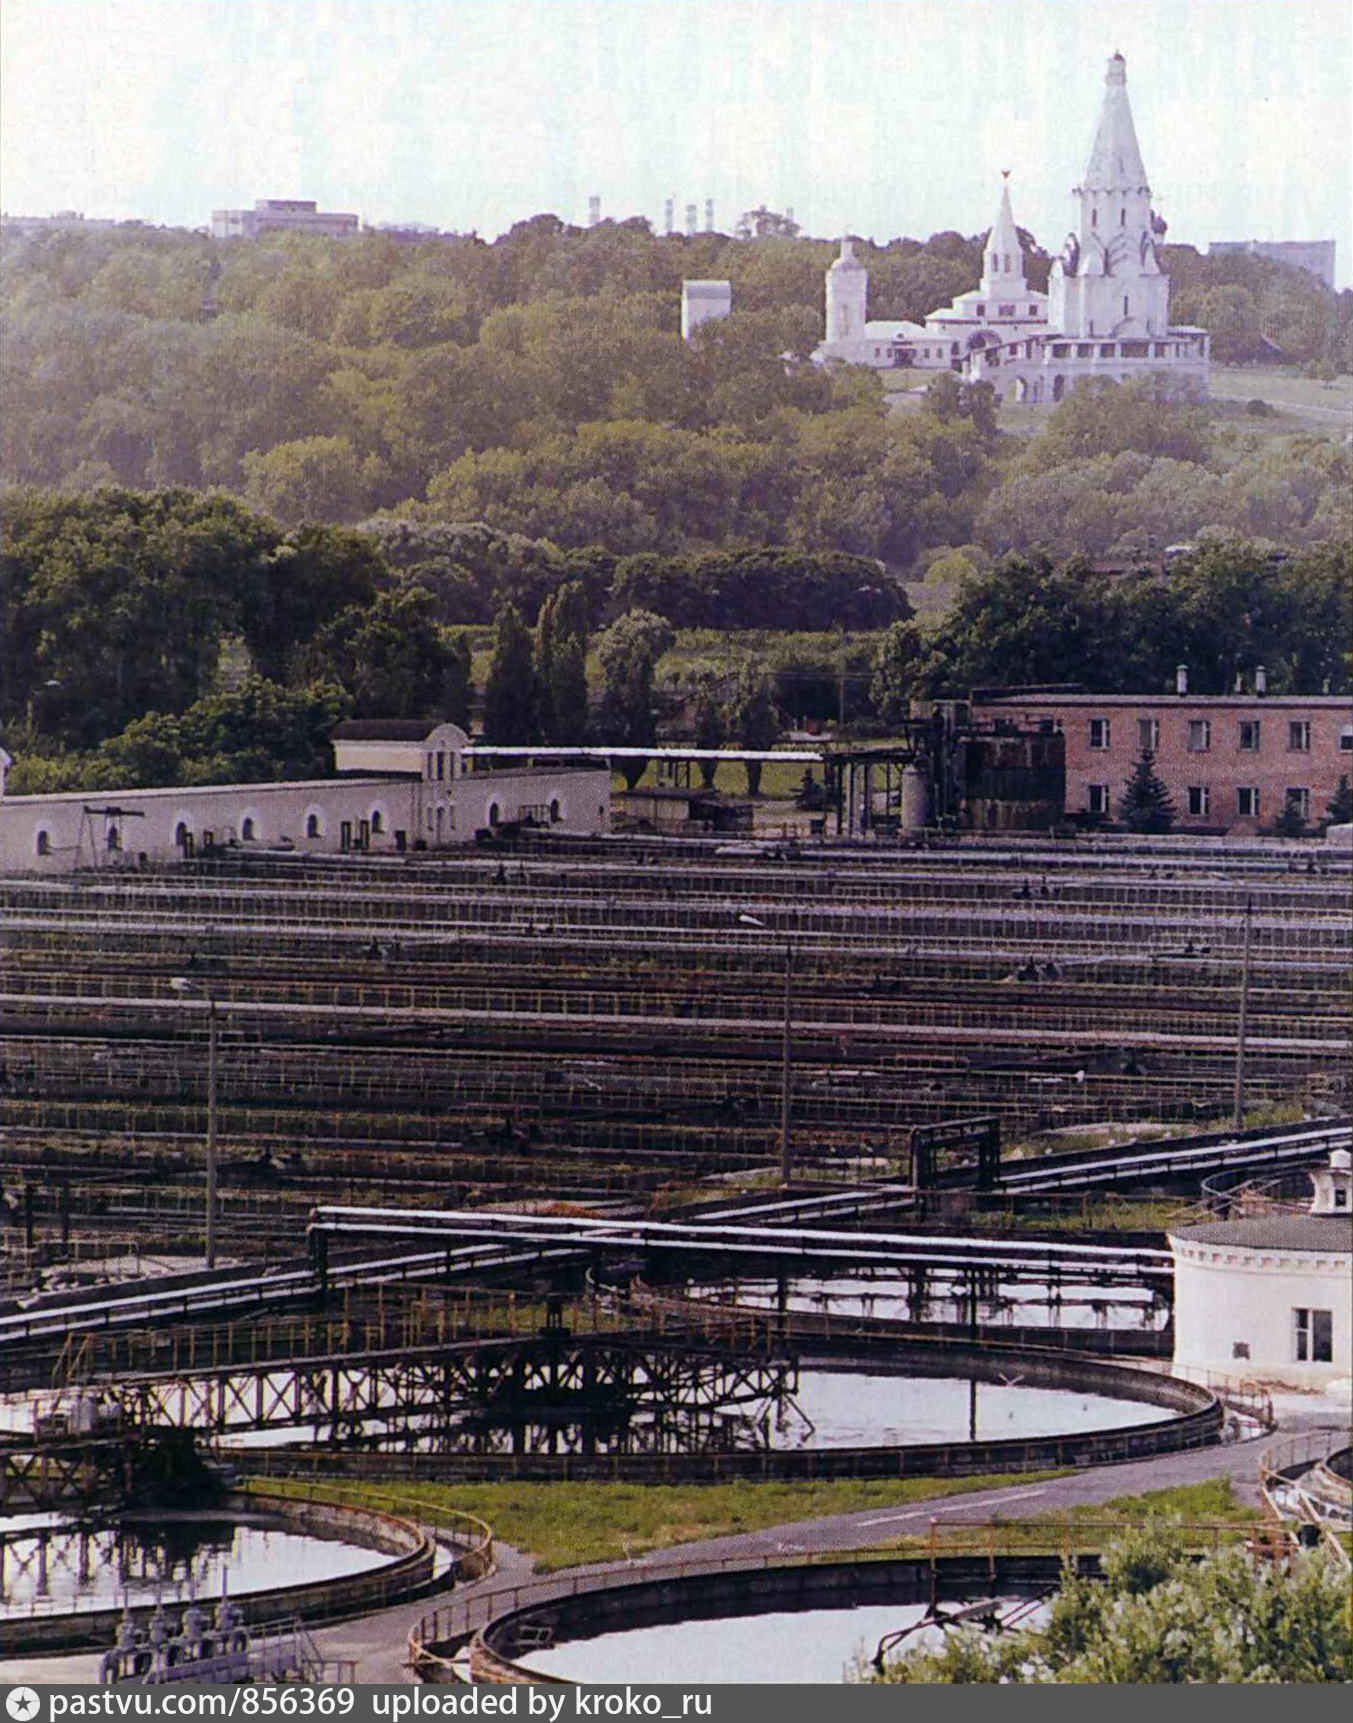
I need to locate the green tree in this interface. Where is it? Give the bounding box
[687,667,728,788]
[1118,748,1176,833]
[1270,792,1309,839]
[241,435,367,526]
[306,585,464,720]
[867,1526,1352,1684]
[595,608,674,787]
[727,665,781,795]
[239,523,387,686]
[482,601,539,744]
[1324,775,1352,829]
[870,620,924,725]
[534,581,591,742]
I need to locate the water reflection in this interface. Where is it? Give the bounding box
[0,1513,385,1618]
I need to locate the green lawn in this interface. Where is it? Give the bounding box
[291,1472,1069,1573]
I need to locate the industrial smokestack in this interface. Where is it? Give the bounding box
[704,197,714,233]
[1255,665,1267,696]
[588,195,601,229]
[664,197,675,236]
[1176,664,1188,696]
[685,202,697,237]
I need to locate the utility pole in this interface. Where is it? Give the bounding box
[738,913,795,1186]
[206,993,219,1269]
[780,936,794,1186]
[1232,894,1253,1131]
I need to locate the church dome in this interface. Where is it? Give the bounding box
[829,237,865,272]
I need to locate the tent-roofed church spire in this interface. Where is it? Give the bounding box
[981,171,1026,293]
[1081,51,1149,190]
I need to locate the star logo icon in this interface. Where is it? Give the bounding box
[5,1691,41,1722]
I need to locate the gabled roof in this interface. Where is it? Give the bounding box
[331,720,448,742]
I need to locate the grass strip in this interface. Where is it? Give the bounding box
[300,1470,1069,1573]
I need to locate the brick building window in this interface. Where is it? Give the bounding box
[1236,787,1260,817]
[1137,718,1160,751]
[1187,785,1210,817]
[1089,718,1111,750]
[1294,1307,1333,1363]
[1287,787,1311,820]
[1087,784,1111,815]
[1187,720,1211,752]
[1238,720,1261,752]
[1288,721,1311,752]
[1341,724,1352,752]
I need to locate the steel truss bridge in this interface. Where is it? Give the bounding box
[91,1331,796,1442]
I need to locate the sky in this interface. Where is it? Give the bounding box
[1,0,1349,285]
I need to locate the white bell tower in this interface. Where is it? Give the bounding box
[825,237,868,346]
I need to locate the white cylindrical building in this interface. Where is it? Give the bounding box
[825,237,868,347]
[1168,1151,1352,1389]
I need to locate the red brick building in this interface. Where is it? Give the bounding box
[972,684,1353,833]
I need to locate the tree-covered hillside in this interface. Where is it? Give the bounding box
[2,216,1347,559]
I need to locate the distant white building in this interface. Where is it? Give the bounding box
[0,722,609,873]
[211,199,360,241]
[681,279,733,340]
[1168,1151,1351,1390]
[962,55,1208,403]
[813,178,1050,372]
[813,54,1209,404]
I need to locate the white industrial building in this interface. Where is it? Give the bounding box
[1168,1151,1352,1390]
[0,722,610,874]
[681,279,733,341]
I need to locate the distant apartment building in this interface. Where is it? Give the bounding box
[971,680,1353,834]
[211,199,359,241]
[1,210,120,237]
[1209,240,1337,291]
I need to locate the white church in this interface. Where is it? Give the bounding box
[812,54,1210,403]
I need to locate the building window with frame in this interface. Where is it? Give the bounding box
[1287,787,1311,820]
[35,829,51,856]
[1187,719,1211,753]
[1288,720,1311,752]
[1137,718,1160,752]
[1236,787,1260,818]
[1238,719,1261,752]
[1087,784,1111,816]
[1340,724,1352,752]
[1089,717,1111,750]
[1293,1307,1333,1363]
[1187,785,1210,817]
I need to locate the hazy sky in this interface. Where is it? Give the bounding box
[2,0,1349,284]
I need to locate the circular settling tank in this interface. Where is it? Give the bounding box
[0,1509,389,1620]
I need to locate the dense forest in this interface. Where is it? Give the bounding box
[2,216,1349,564]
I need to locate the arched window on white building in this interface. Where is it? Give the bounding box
[35,829,51,856]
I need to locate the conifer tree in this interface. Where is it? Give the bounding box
[534,582,590,743]
[1118,748,1175,833]
[728,667,781,796]
[482,602,539,744]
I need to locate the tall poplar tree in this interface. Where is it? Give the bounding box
[482,602,539,744]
